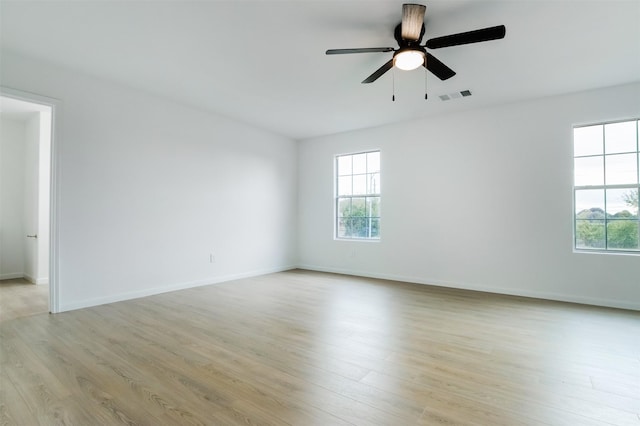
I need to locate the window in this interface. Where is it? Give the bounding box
[336,151,380,239]
[573,119,639,252]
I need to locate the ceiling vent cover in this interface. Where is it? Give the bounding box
[440,90,472,101]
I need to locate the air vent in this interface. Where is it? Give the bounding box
[439,90,472,101]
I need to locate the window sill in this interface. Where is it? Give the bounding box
[573,248,639,256]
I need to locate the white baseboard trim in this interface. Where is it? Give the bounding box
[0,272,24,280]
[297,264,640,312]
[58,265,297,313]
[52,263,639,313]
[0,273,46,285]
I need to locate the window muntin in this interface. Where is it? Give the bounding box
[336,151,380,239]
[573,119,639,252]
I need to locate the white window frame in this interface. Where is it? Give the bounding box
[573,118,640,253]
[335,150,381,240]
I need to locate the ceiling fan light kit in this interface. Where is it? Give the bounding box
[326,3,506,98]
[393,48,426,71]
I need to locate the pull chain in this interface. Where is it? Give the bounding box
[424,68,428,100]
[392,68,396,102]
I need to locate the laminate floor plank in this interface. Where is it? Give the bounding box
[0,279,48,322]
[67,303,351,425]
[99,302,397,425]
[1,269,638,425]
[0,371,40,426]
[54,315,256,425]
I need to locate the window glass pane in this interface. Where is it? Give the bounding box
[337,198,351,217]
[576,220,605,249]
[367,173,380,194]
[607,220,639,250]
[367,197,380,217]
[626,188,638,216]
[605,153,638,185]
[352,153,367,174]
[353,174,366,195]
[606,188,639,217]
[351,197,365,217]
[369,218,380,238]
[338,176,352,196]
[605,121,637,154]
[574,125,603,156]
[337,155,352,176]
[337,218,349,238]
[575,189,604,217]
[576,189,605,248]
[340,217,367,238]
[353,217,368,237]
[574,156,604,186]
[367,151,380,173]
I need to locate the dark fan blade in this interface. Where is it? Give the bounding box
[402,3,426,41]
[362,60,394,84]
[425,53,455,80]
[425,25,506,49]
[326,47,394,55]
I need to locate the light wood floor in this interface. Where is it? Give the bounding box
[1,270,638,425]
[0,278,49,322]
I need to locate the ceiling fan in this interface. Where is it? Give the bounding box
[326,3,506,87]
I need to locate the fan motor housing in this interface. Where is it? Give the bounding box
[394,23,426,47]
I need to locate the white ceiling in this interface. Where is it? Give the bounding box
[1,0,638,140]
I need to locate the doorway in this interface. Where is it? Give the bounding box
[0,89,58,317]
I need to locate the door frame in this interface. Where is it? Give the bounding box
[1,86,61,313]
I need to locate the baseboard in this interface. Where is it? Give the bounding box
[58,265,297,313]
[297,264,640,312]
[53,263,640,313]
[4,273,49,285]
[0,272,24,280]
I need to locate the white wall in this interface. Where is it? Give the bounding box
[1,51,298,311]
[299,82,640,310]
[0,117,26,279]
